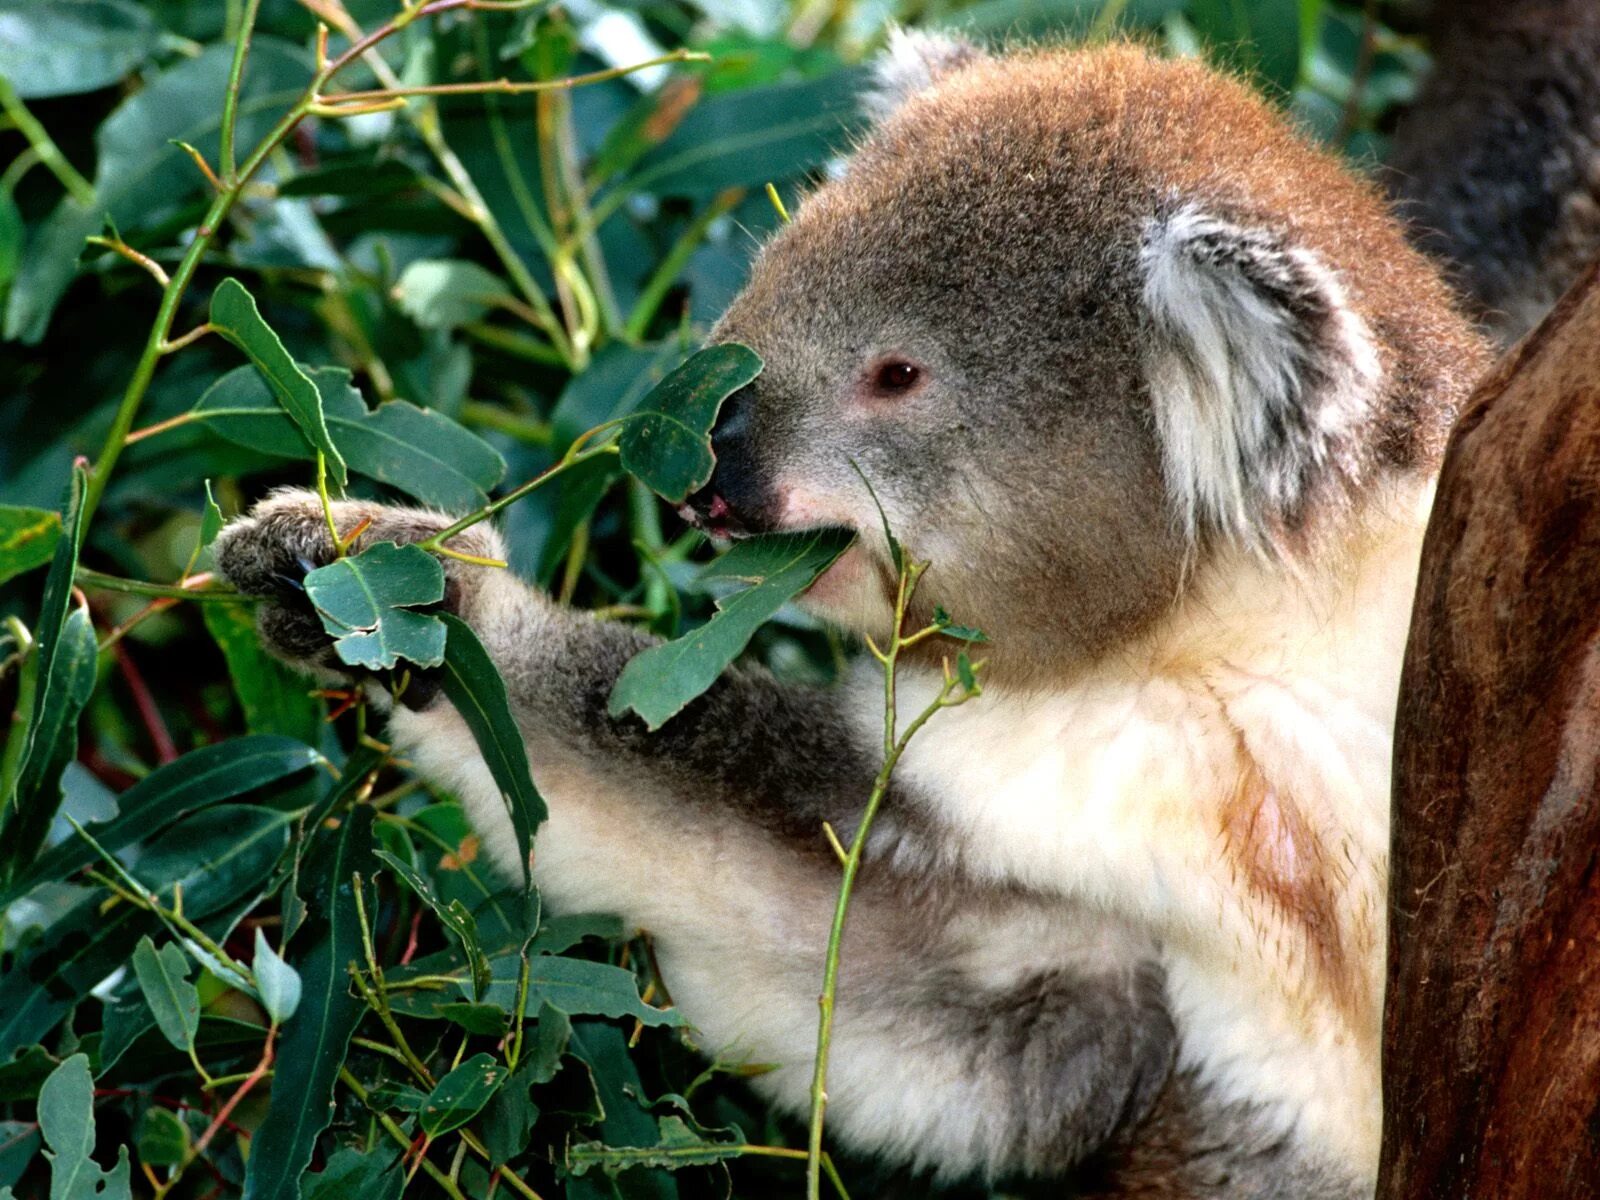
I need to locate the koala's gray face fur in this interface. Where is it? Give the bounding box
[699,42,1484,684]
[709,157,1186,678]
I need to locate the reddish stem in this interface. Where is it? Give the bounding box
[114,643,178,764]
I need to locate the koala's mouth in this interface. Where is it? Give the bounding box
[676,492,756,541]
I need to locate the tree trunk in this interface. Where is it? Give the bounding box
[1380,258,1600,1198]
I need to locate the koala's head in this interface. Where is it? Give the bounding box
[694,35,1487,683]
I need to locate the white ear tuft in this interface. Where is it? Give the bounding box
[1139,204,1382,550]
[861,28,986,123]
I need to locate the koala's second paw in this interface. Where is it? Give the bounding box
[214,488,505,683]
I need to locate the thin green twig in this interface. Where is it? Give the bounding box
[0,77,93,205]
[803,558,983,1199]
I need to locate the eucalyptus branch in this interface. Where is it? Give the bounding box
[803,558,984,1200]
[85,236,170,288]
[80,3,703,533]
[417,423,623,552]
[0,77,94,206]
[75,567,242,603]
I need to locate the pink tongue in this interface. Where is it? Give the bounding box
[707,494,731,520]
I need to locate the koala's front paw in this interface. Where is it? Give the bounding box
[214,488,505,682]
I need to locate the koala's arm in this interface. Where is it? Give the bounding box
[215,490,1178,1185]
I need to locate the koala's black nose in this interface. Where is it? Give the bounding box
[681,384,770,535]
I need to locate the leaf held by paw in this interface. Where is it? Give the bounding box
[304,542,447,670]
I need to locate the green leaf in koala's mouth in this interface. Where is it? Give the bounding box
[617,342,763,504]
[304,542,447,671]
[607,527,857,730]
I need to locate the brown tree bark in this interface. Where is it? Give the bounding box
[1380,258,1600,1199]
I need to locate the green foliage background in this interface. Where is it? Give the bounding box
[0,1,1429,1196]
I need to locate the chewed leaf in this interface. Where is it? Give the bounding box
[568,1114,744,1177]
[304,542,447,670]
[618,343,762,504]
[209,277,348,486]
[607,528,856,729]
[37,1054,132,1199]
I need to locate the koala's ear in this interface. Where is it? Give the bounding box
[861,28,987,123]
[1139,205,1381,549]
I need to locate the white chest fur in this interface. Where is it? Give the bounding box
[873,486,1431,1175]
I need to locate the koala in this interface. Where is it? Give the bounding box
[217,36,1492,1198]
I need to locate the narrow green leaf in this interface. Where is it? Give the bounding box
[618,344,763,504]
[1,736,322,911]
[0,504,61,584]
[252,929,301,1025]
[37,1055,131,1200]
[209,278,347,486]
[0,465,87,883]
[395,259,514,331]
[608,528,856,729]
[199,481,224,550]
[569,1115,744,1176]
[418,1053,508,1137]
[7,606,97,855]
[437,615,547,889]
[194,366,505,513]
[375,850,491,999]
[242,805,374,1200]
[389,954,682,1028]
[131,937,200,1054]
[304,542,447,670]
[0,0,162,98]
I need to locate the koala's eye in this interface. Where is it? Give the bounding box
[869,360,921,397]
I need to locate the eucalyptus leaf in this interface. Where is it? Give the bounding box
[37,1055,132,1200]
[0,0,162,98]
[568,1114,743,1177]
[0,465,87,883]
[0,504,61,584]
[389,953,682,1028]
[242,806,374,1200]
[131,937,200,1054]
[618,343,762,504]
[629,70,864,198]
[375,849,491,999]
[304,542,447,671]
[395,258,515,330]
[608,528,856,729]
[210,278,348,486]
[252,929,301,1025]
[134,1106,189,1168]
[438,615,547,889]
[194,365,505,514]
[203,603,326,744]
[419,1053,508,1137]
